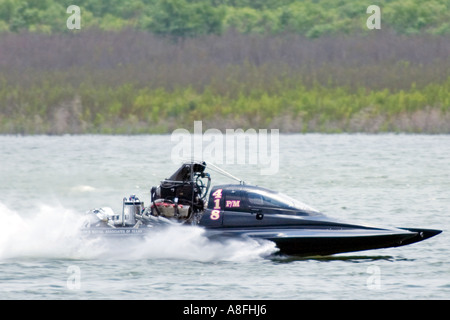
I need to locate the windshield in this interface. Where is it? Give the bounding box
[247,188,319,213]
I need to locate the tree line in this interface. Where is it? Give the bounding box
[0,0,449,37]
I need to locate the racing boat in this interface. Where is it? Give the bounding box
[83,161,441,256]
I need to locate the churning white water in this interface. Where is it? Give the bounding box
[0,201,276,262]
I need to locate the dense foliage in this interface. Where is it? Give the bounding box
[0,0,449,37]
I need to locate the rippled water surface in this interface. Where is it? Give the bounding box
[0,134,449,299]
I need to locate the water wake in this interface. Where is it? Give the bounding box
[0,202,277,262]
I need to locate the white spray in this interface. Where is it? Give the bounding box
[0,202,277,262]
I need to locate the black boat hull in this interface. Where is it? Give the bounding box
[80,224,441,256]
[204,227,442,256]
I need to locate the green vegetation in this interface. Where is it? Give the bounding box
[2,75,449,134]
[0,1,449,134]
[0,0,449,37]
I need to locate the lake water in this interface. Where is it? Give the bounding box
[0,134,449,300]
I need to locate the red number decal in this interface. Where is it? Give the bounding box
[211,189,222,220]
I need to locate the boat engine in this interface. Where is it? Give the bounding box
[120,195,143,226]
[150,161,211,222]
[86,195,144,228]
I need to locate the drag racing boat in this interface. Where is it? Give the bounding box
[83,161,441,256]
